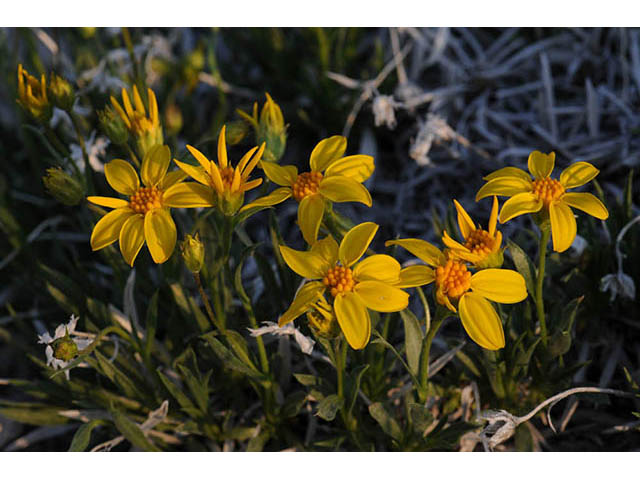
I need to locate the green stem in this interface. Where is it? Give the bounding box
[418,309,445,403]
[334,338,354,430]
[194,272,221,332]
[70,112,94,194]
[126,144,140,168]
[536,226,551,346]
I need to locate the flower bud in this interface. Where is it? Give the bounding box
[238,93,287,163]
[52,331,79,361]
[224,120,248,146]
[48,72,75,111]
[98,107,129,145]
[43,168,85,206]
[307,301,340,339]
[181,233,205,274]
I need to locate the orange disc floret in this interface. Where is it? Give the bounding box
[292,171,323,202]
[322,265,356,297]
[464,229,494,256]
[435,259,472,299]
[531,177,564,206]
[129,186,163,214]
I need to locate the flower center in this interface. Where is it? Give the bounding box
[464,229,494,256]
[435,259,472,299]
[129,186,163,214]
[292,171,323,202]
[322,265,356,297]
[531,177,564,206]
[219,166,235,190]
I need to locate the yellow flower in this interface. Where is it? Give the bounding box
[279,222,408,350]
[385,238,527,350]
[17,64,52,122]
[87,145,212,266]
[174,125,265,216]
[111,85,163,156]
[476,151,609,252]
[442,197,503,269]
[241,135,374,244]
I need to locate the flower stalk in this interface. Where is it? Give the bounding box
[536,225,551,346]
[417,308,446,403]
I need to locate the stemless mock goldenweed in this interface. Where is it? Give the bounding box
[175,125,266,215]
[17,64,52,122]
[279,222,408,350]
[88,145,212,266]
[476,151,609,252]
[242,135,374,244]
[111,85,163,156]
[386,238,527,350]
[443,197,503,269]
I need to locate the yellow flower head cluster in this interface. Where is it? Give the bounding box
[242,135,374,244]
[279,223,409,350]
[476,151,609,252]
[87,145,212,266]
[175,125,266,215]
[17,64,51,122]
[111,86,163,156]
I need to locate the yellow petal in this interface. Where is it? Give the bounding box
[104,159,140,196]
[309,135,347,172]
[111,96,131,129]
[453,199,475,239]
[132,85,145,114]
[239,187,292,212]
[549,201,577,252]
[261,161,298,186]
[470,269,528,304]
[279,245,330,279]
[207,161,225,194]
[499,192,543,223]
[353,254,401,283]
[119,214,145,267]
[121,87,134,118]
[484,166,531,182]
[161,170,188,190]
[298,194,325,245]
[90,208,134,251]
[324,154,374,183]
[239,178,262,193]
[217,125,228,168]
[476,176,532,201]
[310,235,339,264]
[318,176,372,206]
[528,151,555,179]
[561,192,608,220]
[442,230,470,252]
[141,145,171,187]
[488,196,499,236]
[394,265,435,288]
[384,238,445,268]
[278,282,325,326]
[87,196,129,209]
[334,292,371,350]
[162,182,215,208]
[559,161,600,189]
[339,222,378,267]
[240,143,265,180]
[458,292,505,350]
[186,145,212,170]
[173,160,211,187]
[236,146,260,176]
[148,88,158,125]
[354,281,409,312]
[143,209,177,264]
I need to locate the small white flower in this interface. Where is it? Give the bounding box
[248,321,315,355]
[600,272,636,302]
[371,95,398,129]
[70,131,110,173]
[37,314,92,380]
[569,234,588,257]
[410,113,456,167]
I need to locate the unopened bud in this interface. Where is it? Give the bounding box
[43,168,85,206]
[181,233,205,274]
[164,103,183,136]
[98,107,129,145]
[257,93,287,163]
[48,73,75,111]
[225,120,248,146]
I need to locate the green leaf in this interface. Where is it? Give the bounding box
[112,409,161,452]
[157,369,197,415]
[507,239,536,298]
[346,364,369,417]
[281,391,308,418]
[0,406,68,426]
[201,332,267,382]
[145,291,159,360]
[368,402,402,441]
[548,296,583,358]
[93,351,146,400]
[68,420,106,451]
[400,309,423,377]
[409,403,434,433]
[224,329,258,371]
[371,330,420,387]
[316,394,344,422]
[247,431,270,452]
